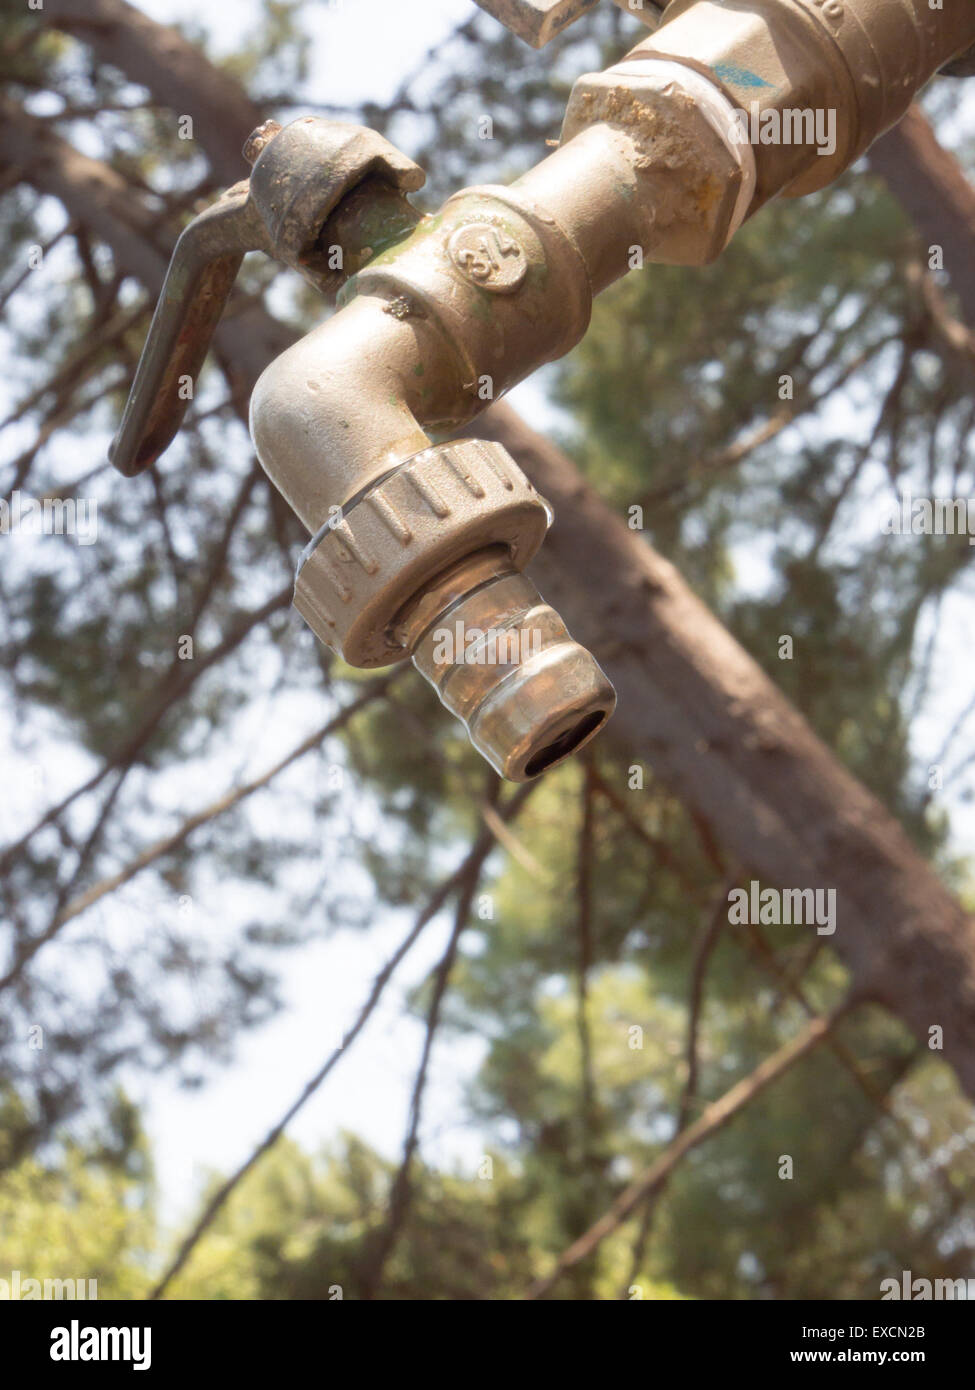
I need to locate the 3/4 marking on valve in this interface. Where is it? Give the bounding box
[448,223,527,292]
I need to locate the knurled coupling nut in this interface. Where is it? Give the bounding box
[293,439,552,668]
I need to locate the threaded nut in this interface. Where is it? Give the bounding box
[293,439,551,668]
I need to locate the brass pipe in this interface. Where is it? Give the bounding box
[616,0,975,205]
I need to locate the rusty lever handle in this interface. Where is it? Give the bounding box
[110,183,272,477]
[110,118,425,478]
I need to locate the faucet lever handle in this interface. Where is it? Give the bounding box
[109,183,271,477]
[110,119,425,477]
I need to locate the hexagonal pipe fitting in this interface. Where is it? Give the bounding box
[559,59,755,264]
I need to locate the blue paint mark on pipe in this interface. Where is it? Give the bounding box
[712,62,772,88]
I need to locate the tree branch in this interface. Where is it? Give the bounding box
[0,677,399,994]
[358,776,504,1299]
[868,103,975,330]
[149,780,534,1300]
[527,1001,853,1299]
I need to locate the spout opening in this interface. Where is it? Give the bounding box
[523,707,608,778]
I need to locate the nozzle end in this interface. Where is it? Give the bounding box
[471,640,616,781]
[404,551,615,780]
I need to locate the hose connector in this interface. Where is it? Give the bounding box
[294,440,615,778]
[400,548,616,780]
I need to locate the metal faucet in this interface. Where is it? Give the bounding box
[111,0,975,781]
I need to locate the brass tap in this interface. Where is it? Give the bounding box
[111,0,975,783]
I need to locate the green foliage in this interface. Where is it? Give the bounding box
[0,1094,153,1300]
